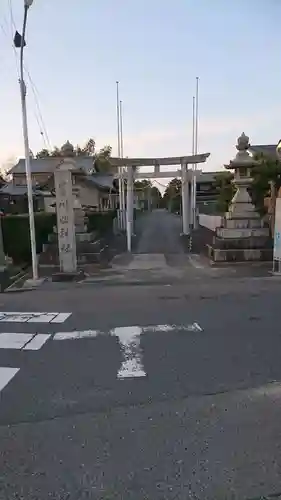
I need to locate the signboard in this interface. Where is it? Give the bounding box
[54,169,77,273]
[273,198,281,261]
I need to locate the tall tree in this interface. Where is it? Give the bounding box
[162,178,182,212]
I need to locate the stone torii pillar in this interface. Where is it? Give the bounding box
[181,162,190,234]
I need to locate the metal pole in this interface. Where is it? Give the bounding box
[120,99,126,229]
[20,3,38,281]
[190,95,195,229]
[116,81,123,228]
[126,166,134,252]
[193,76,199,228]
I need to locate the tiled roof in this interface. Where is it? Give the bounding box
[248,144,277,158]
[10,157,95,175]
[84,174,116,191]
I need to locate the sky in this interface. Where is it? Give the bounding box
[0,0,281,184]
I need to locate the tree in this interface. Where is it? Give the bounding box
[162,178,182,212]
[214,171,235,213]
[94,145,112,173]
[134,180,162,209]
[35,138,113,173]
[250,153,281,216]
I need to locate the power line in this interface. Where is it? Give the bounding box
[1,8,51,149]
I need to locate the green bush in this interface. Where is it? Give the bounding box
[87,210,116,235]
[2,213,56,264]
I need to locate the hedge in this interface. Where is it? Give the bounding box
[2,210,117,265]
[86,210,116,234]
[2,213,56,265]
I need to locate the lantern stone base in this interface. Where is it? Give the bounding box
[207,220,272,263]
[207,244,272,263]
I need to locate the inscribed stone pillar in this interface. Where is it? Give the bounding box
[54,168,77,273]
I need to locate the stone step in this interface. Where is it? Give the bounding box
[77,252,105,264]
[224,219,265,229]
[48,231,97,243]
[212,235,272,250]
[42,240,103,253]
[216,227,269,239]
[207,246,272,262]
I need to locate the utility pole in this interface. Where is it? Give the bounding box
[20,0,39,282]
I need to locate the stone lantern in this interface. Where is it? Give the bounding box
[207,132,272,262]
[225,132,260,221]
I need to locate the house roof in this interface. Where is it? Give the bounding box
[10,157,95,175]
[84,173,116,191]
[0,183,46,196]
[197,171,218,183]
[248,144,277,158]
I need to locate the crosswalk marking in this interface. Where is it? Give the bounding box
[0,333,34,350]
[0,333,51,351]
[23,334,51,351]
[0,367,19,393]
[0,312,71,323]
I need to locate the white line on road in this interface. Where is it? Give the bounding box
[0,333,51,350]
[23,334,51,350]
[0,312,71,323]
[53,323,203,379]
[0,367,19,393]
[0,333,34,349]
[51,313,72,323]
[111,326,146,379]
[54,330,100,340]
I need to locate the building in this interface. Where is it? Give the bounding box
[0,147,118,214]
[248,144,277,159]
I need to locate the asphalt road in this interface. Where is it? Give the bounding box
[135,209,184,254]
[0,211,281,499]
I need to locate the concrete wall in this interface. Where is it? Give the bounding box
[199,213,222,231]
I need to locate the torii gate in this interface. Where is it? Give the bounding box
[110,153,210,251]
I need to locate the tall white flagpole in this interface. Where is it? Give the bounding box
[116,81,124,228]
[120,99,126,229]
[193,76,199,228]
[191,95,195,229]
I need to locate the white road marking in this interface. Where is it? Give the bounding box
[0,312,71,323]
[54,330,100,340]
[0,333,34,349]
[0,333,52,351]
[111,326,146,379]
[51,313,72,323]
[142,323,202,333]
[0,367,19,393]
[53,324,203,379]
[23,334,51,350]
[28,313,57,323]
